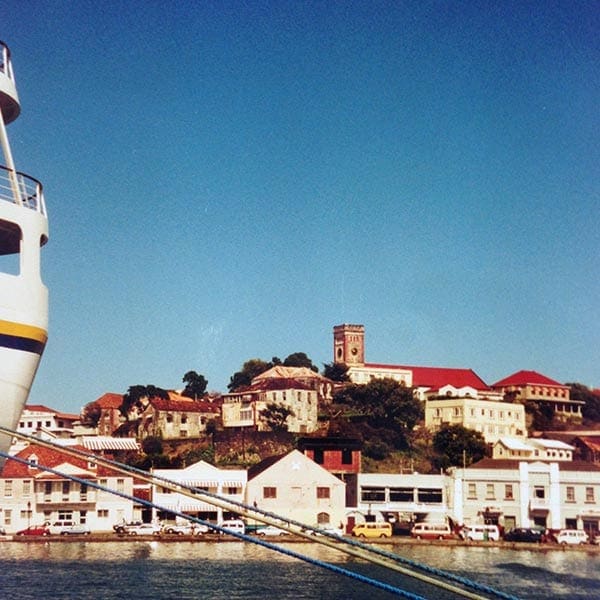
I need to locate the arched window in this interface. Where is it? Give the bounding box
[317,512,330,525]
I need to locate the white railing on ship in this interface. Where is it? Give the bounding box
[0,165,46,215]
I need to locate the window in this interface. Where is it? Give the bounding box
[97,509,109,519]
[116,479,125,494]
[341,449,352,465]
[486,484,495,500]
[62,481,70,499]
[317,512,330,525]
[417,489,443,503]
[313,449,324,464]
[390,488,413,502]
[361,487,385,502]
[226,486,240,495]
[504,484,514,500]
[586,487,595,503]
[467,483,477,499]
[316,487,330,499]
[534,486,545,499]
[80,483,88,501]
[566,487,575,502]
[263,487,277,499]
[4,480,12,497]
[23,480,31,496]
[3,509,11,526]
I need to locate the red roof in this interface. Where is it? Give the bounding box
[491,370,566,388]
[2,444,117,477]
[150,396,219,413]
[364,363,490,390]
[94,393,124,409]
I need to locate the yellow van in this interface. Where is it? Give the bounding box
[351,522,392,539]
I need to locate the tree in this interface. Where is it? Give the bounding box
[335,378,423,432]
[181,370,208,399]
[432,424,487,470]
[228,359,273,391]
[568,383,600,423]
[261,403,295,432]
[80,401,101,428]
[283,352,318,372]
[322,362,350,382]
[120,385,169,418]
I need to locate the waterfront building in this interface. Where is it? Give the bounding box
[0,443,136,533]
[297,437,362,507]
[246,449,346,528]
[351,472,447,532]
[447,458,600,535]
[151,460,246,525]
[491,370,583,421]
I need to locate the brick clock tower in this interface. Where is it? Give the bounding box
[333,324,365,366]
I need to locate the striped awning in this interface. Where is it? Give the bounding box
[82,437,140,451]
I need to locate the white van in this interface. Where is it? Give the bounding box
[220,519,245,535]
[410,522,454,540]
[555,529,588,545]
[460,524,499,541]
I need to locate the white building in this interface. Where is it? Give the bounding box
[447,458,600,534]
[246,450,346,529]
[492,437,574,461]
[151,460,246,524]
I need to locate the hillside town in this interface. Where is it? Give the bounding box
[2,324,599,543]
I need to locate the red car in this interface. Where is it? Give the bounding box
[16,524,50,536]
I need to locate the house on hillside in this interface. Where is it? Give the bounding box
[252,365,335,403]
[246,450,346,529]
[425,397,526,443]
[92,392,125,436]
[572,436,600,464]
[221,379,319,433]
[492,437,574,461]
[122,392,220,440]
[491,370,583,421]
[18,405,80,438]
[0,443,137,533]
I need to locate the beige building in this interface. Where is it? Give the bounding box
[221,379,318,433]
[491,370,583,421]
[246,450,346,528]
[425,396,526,443]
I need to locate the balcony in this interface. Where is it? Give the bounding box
[35,491,97,505]
[529,496,549,511]
[0,165,46,214]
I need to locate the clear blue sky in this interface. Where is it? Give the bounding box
[3,1,598,414]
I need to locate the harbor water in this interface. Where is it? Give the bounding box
[0,541,598,599]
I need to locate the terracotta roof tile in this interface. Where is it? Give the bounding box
[491,370,565,388]
[364,364,490,390]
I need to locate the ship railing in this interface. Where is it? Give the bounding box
[0,165,46,215]
[0,41,15,81]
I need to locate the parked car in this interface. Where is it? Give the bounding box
[162,523,207,535]
[555,529,588,545]
[460,524,500,541]
[410,522,454,540]
[124,522,162,536]
[59,523,91,536]
[16,524,50,536]
[255,525,287,537]
[351,522,392,539]
[49,521,91,535]
[219,519,246,535]
[503,527,544,543]
[309,524,345,537]
[113,520,142,534]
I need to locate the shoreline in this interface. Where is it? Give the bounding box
[5,533,600,553]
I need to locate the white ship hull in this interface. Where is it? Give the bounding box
[0,42,48,469]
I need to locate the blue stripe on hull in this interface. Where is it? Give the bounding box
[0,333,45,355]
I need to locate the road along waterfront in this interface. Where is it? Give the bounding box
[1,539,598,599]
